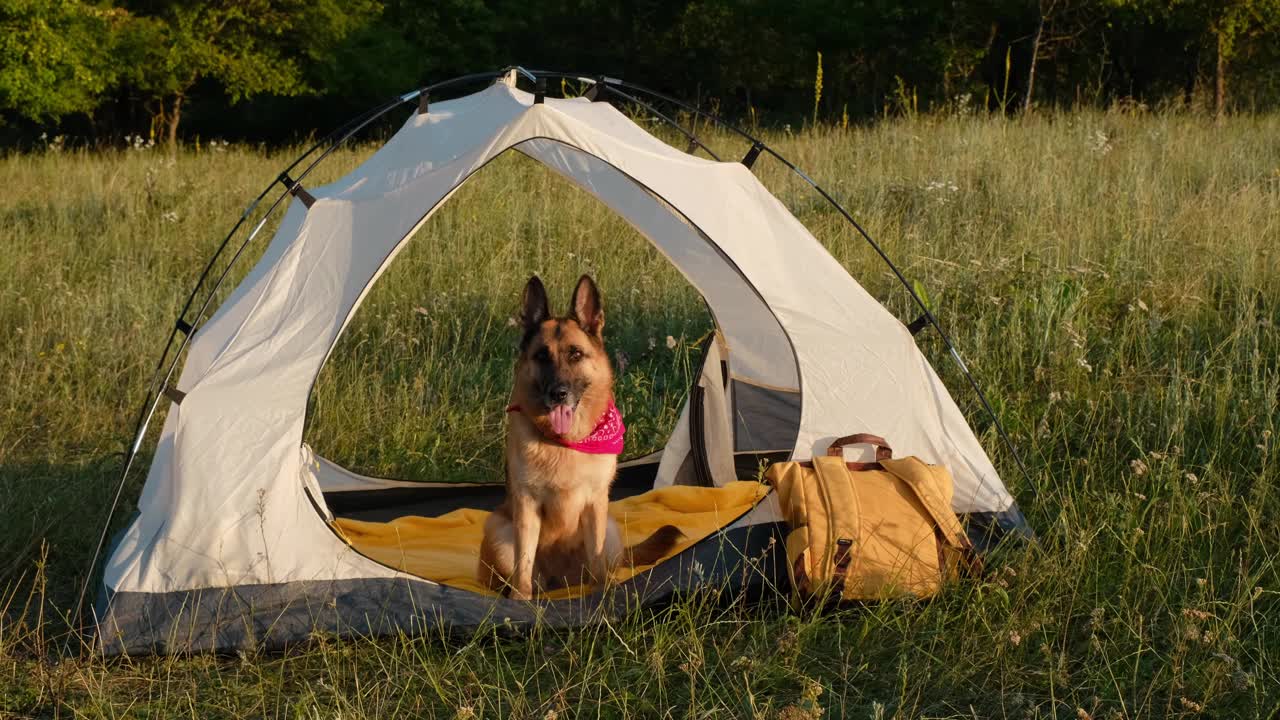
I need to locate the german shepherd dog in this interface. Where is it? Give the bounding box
[478,275,681,599]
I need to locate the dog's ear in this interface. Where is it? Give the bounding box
[569,274,604,337]
[520,276,550,333]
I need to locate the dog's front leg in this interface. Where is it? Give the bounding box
[510,494,541,600]
[582,499,611,585]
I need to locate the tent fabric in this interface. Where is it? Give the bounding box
[655,332,738,488]
[99,76,1020,649]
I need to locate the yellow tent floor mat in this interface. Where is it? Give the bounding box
[332,480,769,599]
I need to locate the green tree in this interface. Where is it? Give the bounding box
[1113,0,1280,116]
[307,0,498,111]
[1187,0,1280,119]
[0,0,121,123]
[118,0,380,146]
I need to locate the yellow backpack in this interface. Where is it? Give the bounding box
[765,434,981,601]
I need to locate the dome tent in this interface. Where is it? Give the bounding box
[90,68,1031,655]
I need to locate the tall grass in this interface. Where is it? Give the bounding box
[1,108,1278,717]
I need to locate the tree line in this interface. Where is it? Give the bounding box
[2,0,1278,147]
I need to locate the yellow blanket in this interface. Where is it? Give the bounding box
[332,480,769,598]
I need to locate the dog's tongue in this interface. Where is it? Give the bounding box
[548,404,574,436]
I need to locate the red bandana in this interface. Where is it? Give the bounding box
[505,399,626,455]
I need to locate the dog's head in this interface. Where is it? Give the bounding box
[513,274,614,440]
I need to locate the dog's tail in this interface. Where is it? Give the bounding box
[623,525,684,567]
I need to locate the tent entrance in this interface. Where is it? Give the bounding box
[309,325,786,593]
[302,139,802,509]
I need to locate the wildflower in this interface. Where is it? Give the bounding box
[665,335,677,350]
[1049,391,1061,403]
[414,306,429,317]
[506,316,518,327]
[1179,698,1204,712]
[161,211,179,223]
[647,337,656,350]
[1076,356,1093,372]
[1088,130,1112,155]
[678,653,703,673]
[1185,472,1199,484]
[922,180,960,203]
[1129,459,1148,476]
[1089,607,1104,629]
[1182,608,1212,621]
[1008,630,1022,646]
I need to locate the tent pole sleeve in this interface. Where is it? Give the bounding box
[278,172,316,208]
[597,85,721,161]
[585,77,607,102]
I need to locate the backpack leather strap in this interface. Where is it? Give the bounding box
[825,433,893,470]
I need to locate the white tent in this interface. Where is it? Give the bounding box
[95,72,1028,654]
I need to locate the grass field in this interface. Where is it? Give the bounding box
[1,107,1278,718]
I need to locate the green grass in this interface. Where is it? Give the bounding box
[2,107,1278,718]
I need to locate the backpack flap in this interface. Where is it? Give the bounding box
[880,457,983,578]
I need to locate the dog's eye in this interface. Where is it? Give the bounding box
[567,346,584,362]
[534,348,551,363]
